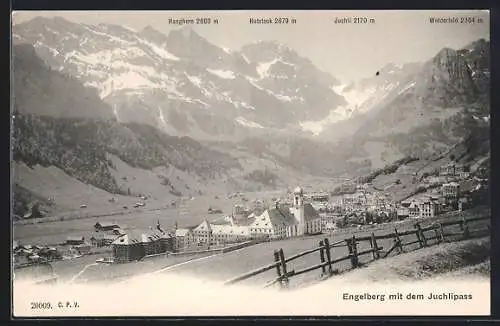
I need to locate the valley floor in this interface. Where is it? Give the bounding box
[27,206,489,287]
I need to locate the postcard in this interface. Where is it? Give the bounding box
[11,9,490,317]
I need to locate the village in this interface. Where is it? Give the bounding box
[13,160,489,269]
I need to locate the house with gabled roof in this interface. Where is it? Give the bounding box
[111,230,174,263]
[193,219,212,245]
[66,236,86,246]
[111,232,144,263]
[174,228,195,249]
[94,221,121,232]
[211,223,237,244]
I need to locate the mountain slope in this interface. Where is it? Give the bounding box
[347,39,490,166]
[12,43,349,218]
[12,43,115,120]
[12,17,347,141]
[10,43,243,216]
[304,62,422,137]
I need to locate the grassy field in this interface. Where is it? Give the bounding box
[159,207,490,287]
[13,188,288,245]
[318,236,490,284]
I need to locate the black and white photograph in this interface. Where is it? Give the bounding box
[11,10,490,316]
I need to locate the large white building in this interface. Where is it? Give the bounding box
[176,186,322,246]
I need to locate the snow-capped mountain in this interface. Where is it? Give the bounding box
[12,17,346,141]
[300,62,422,136]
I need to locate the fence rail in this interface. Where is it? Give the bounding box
[224,214,490,288]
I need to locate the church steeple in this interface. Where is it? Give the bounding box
[293,186,304,207]
[292,186,305,235]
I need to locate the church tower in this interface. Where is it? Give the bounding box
[292,186,305,236]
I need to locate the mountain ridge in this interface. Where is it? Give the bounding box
[12,16,347,141]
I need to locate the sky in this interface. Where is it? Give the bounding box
[12,10,490,83]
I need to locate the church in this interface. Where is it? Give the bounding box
[176,186,323,247]
[287,186,322,236]
[246,186,322,239]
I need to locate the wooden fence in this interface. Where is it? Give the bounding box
[224,214,490,288]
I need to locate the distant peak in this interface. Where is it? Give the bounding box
[139,25,167,44]
[179,25,195,37]
[168,25,203,40]
[142,25,160,33]
[140,25,165,36]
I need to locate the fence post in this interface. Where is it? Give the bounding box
[323,238,333,275]
[319,240,326,276]
[437,222,445,243]
[369,235,374,257]
[273,249,282,288]
[278,248,289,288]
[371,233,380,259]
[460,213,466,231]
[394,227,403,254]
[462,217,470,239]
[417,222,427,247]
[346,238,354,268]
[432,223,439,243]
[414,223,424,248]
[351,235,359,268]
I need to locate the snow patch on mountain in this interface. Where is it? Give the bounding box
[235,117,264,129]
[83,25,135,46]
[112,104,120,121]
[207,68,236,79]
[157,106,167,126]
[398,81,416,95]
[256,58,279,79]
[33,40,61,57]
[241,54,250,64]
[299,105,355,136]
[72,47,146,65]
[136,38,180,61]
[299,121,325,136]
[234,101,255,110]
[185,74,202,87]
[335,84,377,108]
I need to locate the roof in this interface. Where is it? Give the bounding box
[111,230,166,246]
[211,224,235,235]
[175,228,193,237]
[267,206,298,228]
[142,233,163,243]
[66,236,84,241]
[303,203,321,222]
[194,220,212,232]
[90,234,119,240]
[111,234,141,245]
[95,221,120,228]
[210,218,231,226]
[233,216,256,226]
